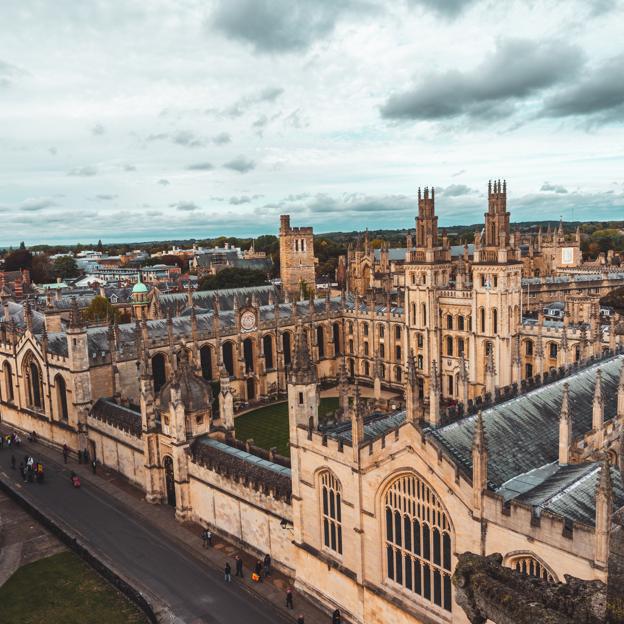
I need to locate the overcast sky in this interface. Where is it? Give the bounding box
[1,0,623,245]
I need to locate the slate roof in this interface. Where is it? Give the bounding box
[327,411,406,444]
[90,398,142,437]
[428,355,624,488]
[156,284,279,316]
[2,301,45,334]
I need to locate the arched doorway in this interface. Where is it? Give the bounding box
[163,456,176,507]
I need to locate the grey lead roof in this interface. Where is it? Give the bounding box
[428,355,624,488]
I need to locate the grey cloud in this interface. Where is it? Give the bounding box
[229,195,252,205]
[48,147,58,156]
[187,162,214,171]
[381,38,584,121]
[146,132,169,142]
[224,155,256,173]
[406,0,478,18]
[19,198,57,212]
[451,169,466,177]
[171,201,200,212]
[212,132,231,144]
[95,194,117,200]
[172,130,205,147]
[67,165,98,176]
[92,123,105,136]
[145,210,163,217]
[222,86,284,117]
[123,163,136,171]
[157,178,170,186]
[540,182,568,194]
[441,184,476,197]
[210,0,352,53]
[540,55,624,123]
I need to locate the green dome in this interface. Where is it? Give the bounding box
[132,280,149,295]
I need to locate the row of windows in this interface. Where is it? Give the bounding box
[1,358,68,420]
[347,322,402,341]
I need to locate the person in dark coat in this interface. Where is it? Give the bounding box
[235,555,243,577]
[91,459,97,474]
[332,608,341,623]
[263,553,271,576]
[285,587,294,609]
[254,560,263,582]
[62,444,69,464]
[224,562,231,582]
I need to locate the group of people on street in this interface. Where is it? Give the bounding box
[18,453,45,484]
[62,443,98,474]
[203,527,343,624]
[0,431,21,449]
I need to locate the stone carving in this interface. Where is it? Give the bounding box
[452,552,607,624]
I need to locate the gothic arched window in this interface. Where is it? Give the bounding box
[492,308,498,334]
[200,345,213,380]
[3,362,14,402]
[317,326,325,358]
[384,473,452,612]
[55,374,69,421]
[25,356,44,410]
[282,332,292,366]
[263,335,274,369]
[152,352,167,392]
[332,322,341,355]
[320,471,342,555]
[506,554,556,583]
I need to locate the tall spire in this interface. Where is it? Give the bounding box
[288,320,317,384]
[472,411,488,514]
[405,349,420,424]
[595,458,613,567]
[559,383,572,465]
[69,297,82,330]
[429,360,441,425]
[593,369,604,431]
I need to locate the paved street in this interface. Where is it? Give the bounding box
[0,441,293,624]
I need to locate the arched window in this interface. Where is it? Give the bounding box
[395,366,402,382]
[55,374,69,421]
[364,361,370,376]
[411,303,416,323]
[395,345,402,361]
[317,326,325,358]
[395,326,401,340]
[417,355,423,369]
[3,362,14,402]
[348,321,353,334]
[492,308,498,335]
[549,343,558,359]
[384,474,452,612]
[364,342,369,356]
[320,471,342,555]
[363,322,369,337]
[457,338,465,355]
[379,325,385,338]
[446,336,453,356]
[152,353,167,392]
[446,315,453,330]
[349,339,354,355]
[380,343,385,358]
[223,341,235,376]
[200,345,213,380]
[480,308,486,333]
[283,332,292,366]
[421,304,427,326]
[525,340,533,356]
[458,316,465,331]
[243,338,254,373]
[333,322,341,355]
[506,554,556,583]
[263,335,274,369]
[24,356,43,410]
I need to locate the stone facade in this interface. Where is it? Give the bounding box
[279,214,317,298]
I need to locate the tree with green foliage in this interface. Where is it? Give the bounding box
[31,255,53,283]
[83,295,119,323]
[198,267,268,291]
[53,255,80,278]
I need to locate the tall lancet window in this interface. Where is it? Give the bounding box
[384,474,453,612]
[320,471,342,555]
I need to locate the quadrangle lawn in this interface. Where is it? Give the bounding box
[235,397,339,457]
[0,551,148,624]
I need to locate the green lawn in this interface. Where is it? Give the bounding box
[235,397,339,457]
[0,551,148,624]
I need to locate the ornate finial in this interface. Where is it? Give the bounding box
[69,297,82,329]
[288,320,316,384]
[473,411,487,453]
[560,383,570,420]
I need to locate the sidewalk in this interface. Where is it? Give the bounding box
[1,431,335,624]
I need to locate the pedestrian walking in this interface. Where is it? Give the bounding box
[263,553,271,576]
[254,560,263,582]
[10,454,16,470]
[19,462,26,482]
[78,449,82,464]
[286,586,294,609]
[206,529,213,546]
[297,615,305,624]
[62,444,68,464]
[0,434,4,449]
[83,449,90,465]
[224,562,232,582]
[235,555,243,577]
[332,608,342,623]
[91,459,97,474]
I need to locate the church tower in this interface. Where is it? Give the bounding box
[471,181,522,393]
[404,188,453,418]
[279,215,317,299]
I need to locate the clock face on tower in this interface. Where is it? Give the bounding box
[240,310,256,332]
